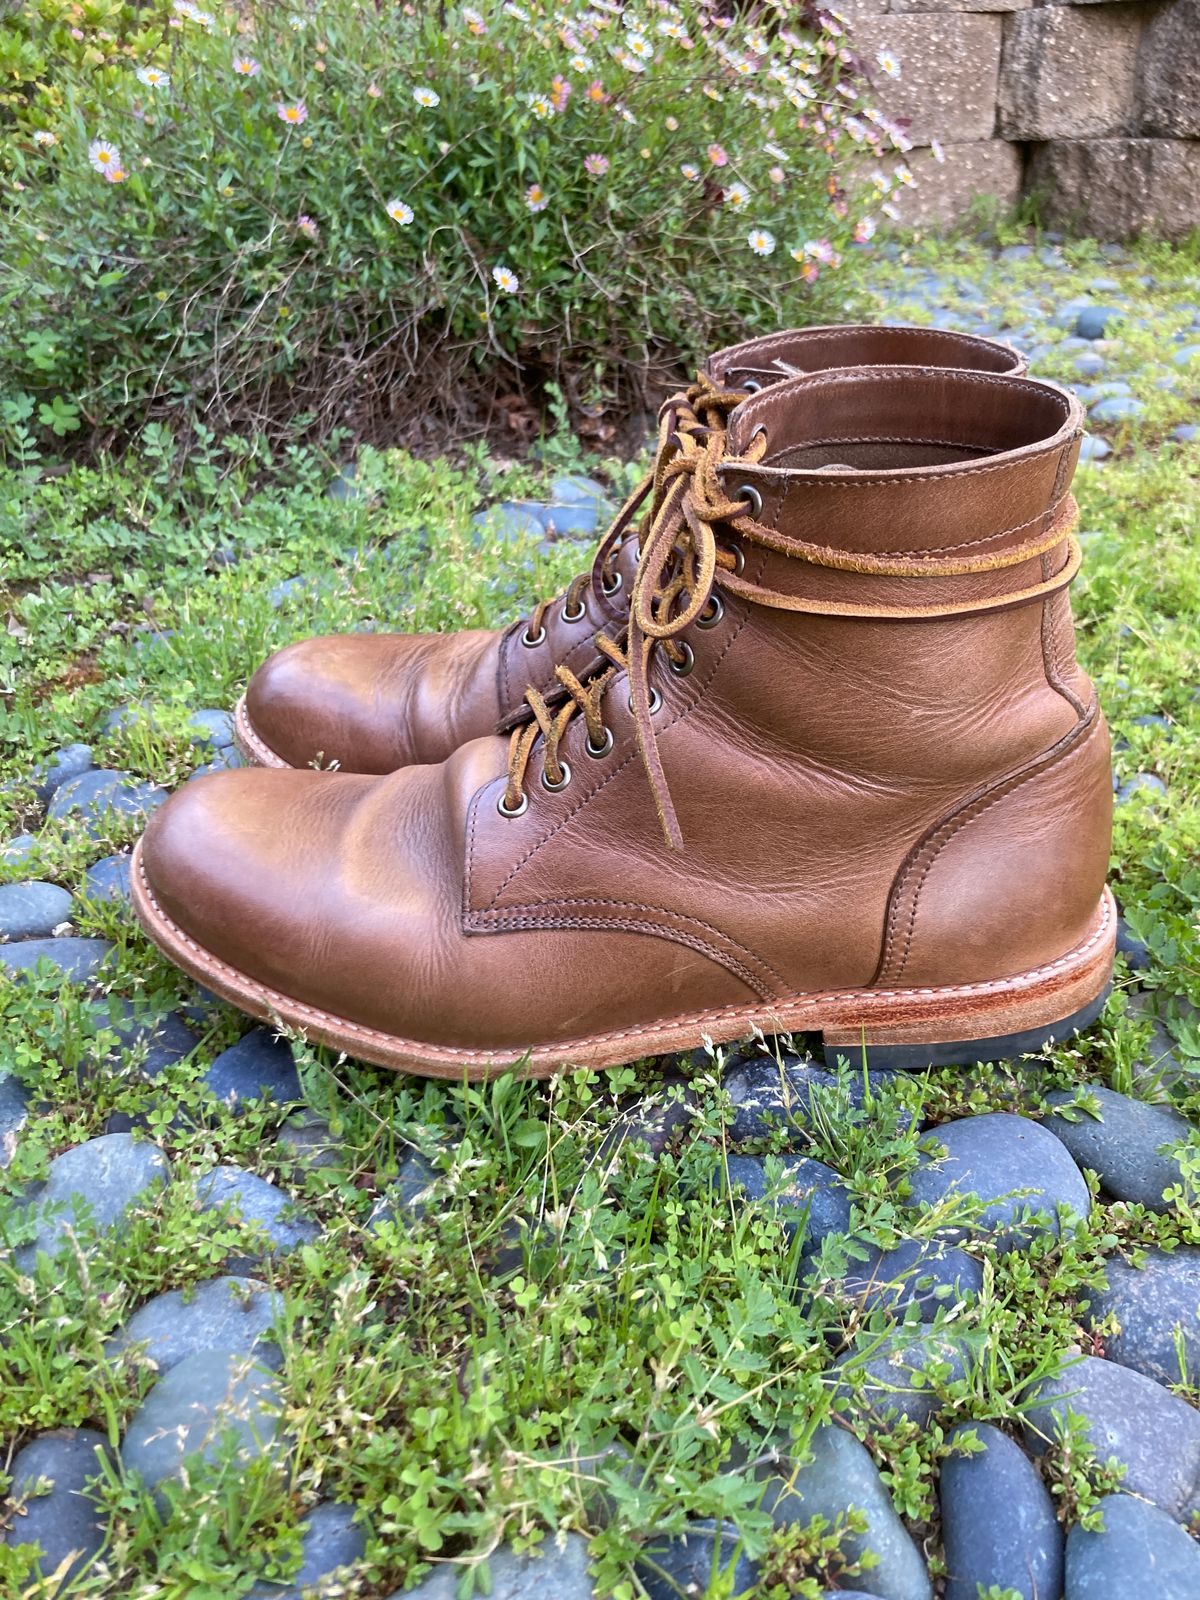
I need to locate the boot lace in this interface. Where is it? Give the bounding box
[516,371,749,649]
[500,384,767,849]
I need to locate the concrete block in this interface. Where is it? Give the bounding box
[849,14,1004,142]
[1136,0,1200,137]
[837,0,1028,9]
[890,0,1030,10]
[999,7,1148,140]
[870,139,1024,226]
[1027,136,1200,239]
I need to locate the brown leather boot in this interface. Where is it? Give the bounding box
[134,365,1113,1080]
[234,326,1024,774]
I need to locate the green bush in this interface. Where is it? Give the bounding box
[0,0,911,449]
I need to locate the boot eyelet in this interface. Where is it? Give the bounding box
[601,571,623,597]
[741,378,762,392]
[669,642,695,677]
[628,687,663,715]
[737,484,763,518]
[541,761,572,793]
[586,727,614,758]
[561,598,587,624]
[696,595,725,629]
[521,625,546,648]
[720,543,746,576]
[497,792,528,818]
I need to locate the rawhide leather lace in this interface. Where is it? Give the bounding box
[502,421,1083,851]
[516,371,750,649]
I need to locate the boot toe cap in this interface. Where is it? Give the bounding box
[139,768,376,1000]
[243,637,401,773]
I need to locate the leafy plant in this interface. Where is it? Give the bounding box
[0,0,908,450]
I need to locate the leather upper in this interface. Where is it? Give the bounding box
[242,325,1027,774]
[144,366,1111,1061]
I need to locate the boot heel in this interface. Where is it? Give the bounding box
[821,983,1112,1071]
[820,888,1115,1071]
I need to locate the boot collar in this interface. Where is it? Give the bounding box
[577,331,1032,630]
[720,366,1084,570]
[707,324,1026,388]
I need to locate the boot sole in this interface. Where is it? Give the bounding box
[232,695,292,770]
[130,840,1116,1081]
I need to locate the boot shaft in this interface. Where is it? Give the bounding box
[704,368,1092,789]
[498,327,1028,710]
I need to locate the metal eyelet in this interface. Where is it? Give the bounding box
[742,378,762,393]
[669,642,695,677]
[601,570,623,596]
[541,761,572,793]
[737,484,763,518]
[586,726,614,758]
[521,625,546,648]
[561,598,587,624]
[629,687,663,715]
[497,792,528,818]
[721,543,746,576]
[695,595,725,630]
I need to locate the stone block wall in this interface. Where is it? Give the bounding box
[840,0,1199,238]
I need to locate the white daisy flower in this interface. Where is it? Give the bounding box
[748,228,776,256]
[32,129,57,146]
[136,66,170,88]
[492,264,520,293]
[386,198,414,224]
[876,49,901,79]
[724,181,750,210]
[88,138,122,173]
[413,87,441,107]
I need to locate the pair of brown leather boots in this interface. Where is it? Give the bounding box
[133,325,1114,1081]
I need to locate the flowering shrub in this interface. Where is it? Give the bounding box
[0,0,916,447]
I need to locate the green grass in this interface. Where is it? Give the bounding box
[0,233,1198,1599]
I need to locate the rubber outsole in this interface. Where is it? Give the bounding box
[130,839,1117,1081]
[232,695,290,770]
